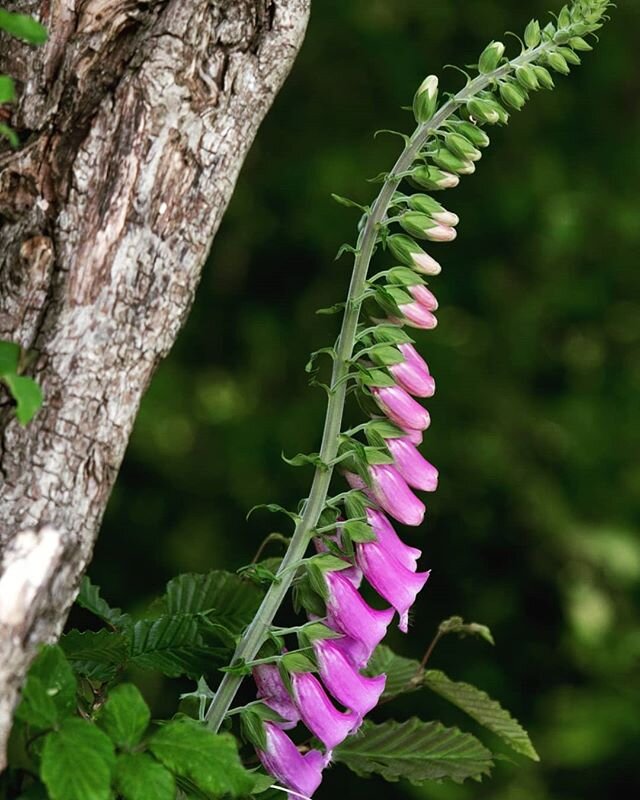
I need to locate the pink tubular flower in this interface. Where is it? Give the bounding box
[313,638,386,720]
[253,664,300,729]
[397,301,438,329]
[411,251,442,275]
[366,508,421,571]
[409,284,439,310]
[369,464,426,526]
[385,437,439,492]
[356,541,431,632]
[401,426,424,446]
[389,354,435,398]
[325,570,394,666]
[290,671,360,750]
[372,385,430,431]
[258,722,330,799]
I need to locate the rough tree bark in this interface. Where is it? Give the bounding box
[0,0,310,767]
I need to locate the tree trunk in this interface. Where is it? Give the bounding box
[0,0,310,767]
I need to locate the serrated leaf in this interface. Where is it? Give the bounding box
[365,645,423,700]
[423,670,539,761]
[114,752,175,800]
[129,615,213,678]
[76,577,129,628]
[2,374,43,424]
[0,10,48,44]
[60,629,128,681]
[40,718,115,800]
[149,720,253,798]
[334,718,493,784]
[97,683,150,749]
[0,74,16,104]
[165,571,263,635]
[0,121,19,147]
[15,645,76,729]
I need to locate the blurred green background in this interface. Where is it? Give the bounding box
[91,1,640,798]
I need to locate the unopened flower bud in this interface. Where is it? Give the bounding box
[569,36,593,52]
[432,148,475,175]
[532,65,555,90]
[399,212,457,242]
[499,81,528,110]
[558,46,581,66]
[406,194,459,227]
[409,165,460,190]
[546,51,570,74]
[386,234,441,275]
[524,19,541,48]
[467,98,500,125]
[515,65,539,91]
[444,132,482,162]
[478,41,505,73]
[413,75,439,123]
[456,121,490,148]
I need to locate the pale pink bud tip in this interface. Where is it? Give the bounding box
[411,252,442,275]
[357,541,430,632]
[426,224,457,243]
[433,210,460,227]
[398,302,438,330]
[386,437,439,492]
[258,722,329,799]
[372,385,430,431]
[291,671,360,750]
[409,284,439,311]
[370,463,426,526]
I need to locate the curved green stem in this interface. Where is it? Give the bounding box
[205,40,553,731]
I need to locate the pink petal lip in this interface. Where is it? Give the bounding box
[314,638,386,719]
[291,671,360,750]
[258,722,330,798]
[366,508,421,571]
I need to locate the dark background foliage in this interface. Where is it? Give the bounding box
[91,1,640,798]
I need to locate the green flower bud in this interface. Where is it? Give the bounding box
[454,121,491,149]
[478,41,505,74]
[409,165,460,191]
[444,132,482,162]
[569,36,593,51]
[524,19,541,48]
[547,51,570,75]
[467,97,507,126]
[413,75,439,124]
[558,46,581,65]
[399,212,457,242]
[515,65,539,91]
[532,65,555,90]
[386,234,442,275]
[558,6,571,27]
[499,81,528,110]
[432,148,475,175]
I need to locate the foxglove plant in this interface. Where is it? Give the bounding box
[204,2,612,796]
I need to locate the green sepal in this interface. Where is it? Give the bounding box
[280,651,317,674]
[371,323,414,345]
[366,419,407,440]
[557,45,582,65]
[569,36,593,51]
[342,519,376,543]
[306,554,352,601]
[367,344,404,368]
[292,575,325,618]
[524,19,541,48]
[357,365,396,389]
[364,445,394,466]
[240,704,286,751]
[386,233,427,265]
[532,65,555,89]
[408,165,458,190]
[406,193,444,215]
[515,65,539,91]
[499,81,528,110]
[443,132,481,162]
[343,490,370,523]
[430,148,473,175]
[546,51,571,74]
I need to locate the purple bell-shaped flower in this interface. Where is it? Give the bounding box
[290,670,360,750]
[257,721,330,799]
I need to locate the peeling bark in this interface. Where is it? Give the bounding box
[0,0,310,766]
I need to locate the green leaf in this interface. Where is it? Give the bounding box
[129,615,214,678]
[2,374,43,424]
[423,670,539,761]
[149,720,253,798]
[165,570,263,635]
[0,10,48,44]
[40,718,115,800]
[0,74,16,104]
[114,753,175,800]
[60,629,129,682]
[0,121,19,147]
[281,451,324,468]
[334,718,493,784]
[76,576,129,627]
[365,645,423,700]
[97,683,150,749]
[438,616,495,645]
[16,646,76,729]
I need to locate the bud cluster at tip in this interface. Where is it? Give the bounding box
[243,1,611,796]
